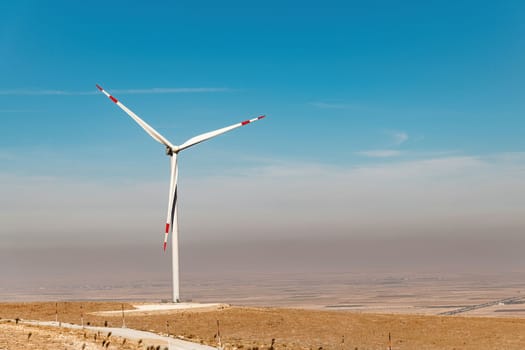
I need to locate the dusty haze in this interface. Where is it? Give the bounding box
[2,154,525,301]
[2,235,525,302]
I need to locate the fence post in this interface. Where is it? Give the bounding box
[121,304,126,328]
[216,320,222,348]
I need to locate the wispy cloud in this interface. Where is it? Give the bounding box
[309,102,353,109]
[356,150,402,158]
[0,89,94,96]
[0,151,15,160]
[110,87,232,94]
[385,130,408,145]
[0,87,232,96]
[309,101,370,110]
[0,109,37,113]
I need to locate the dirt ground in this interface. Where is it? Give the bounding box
[0,322,145,350]
[1,302,525,350]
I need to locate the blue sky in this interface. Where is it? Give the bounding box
[2,1,525,260]
[2,1,524,170]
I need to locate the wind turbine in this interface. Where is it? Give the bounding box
[96,84,265,302]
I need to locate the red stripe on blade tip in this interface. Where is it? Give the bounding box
[257,115,266,119]
[163,242,167,251]
[241,120,250,125]
[165,223,170,233]
[95,84,103,91]
[109,95,118,103]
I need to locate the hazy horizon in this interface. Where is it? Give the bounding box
[2,2,525,302]
[3,235,525,300]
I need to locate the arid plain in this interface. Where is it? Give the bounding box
[2,271,525,349]
[2,301,525,350]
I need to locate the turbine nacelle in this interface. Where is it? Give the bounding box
[166,146,178,156]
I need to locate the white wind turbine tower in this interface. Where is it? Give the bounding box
[96,84,265,303]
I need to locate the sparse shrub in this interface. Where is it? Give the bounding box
[27,332,32,340]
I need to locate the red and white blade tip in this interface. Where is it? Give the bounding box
[164,224,170,251]
[96,84,118,103]
[241,115,266,126]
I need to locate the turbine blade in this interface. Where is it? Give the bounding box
[164,155,178,251]
[177,115,266,151]
[96,84,174,149]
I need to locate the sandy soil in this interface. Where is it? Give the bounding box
[1,302,525,349]
[0,321,147,350]
[93,303,229,316]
